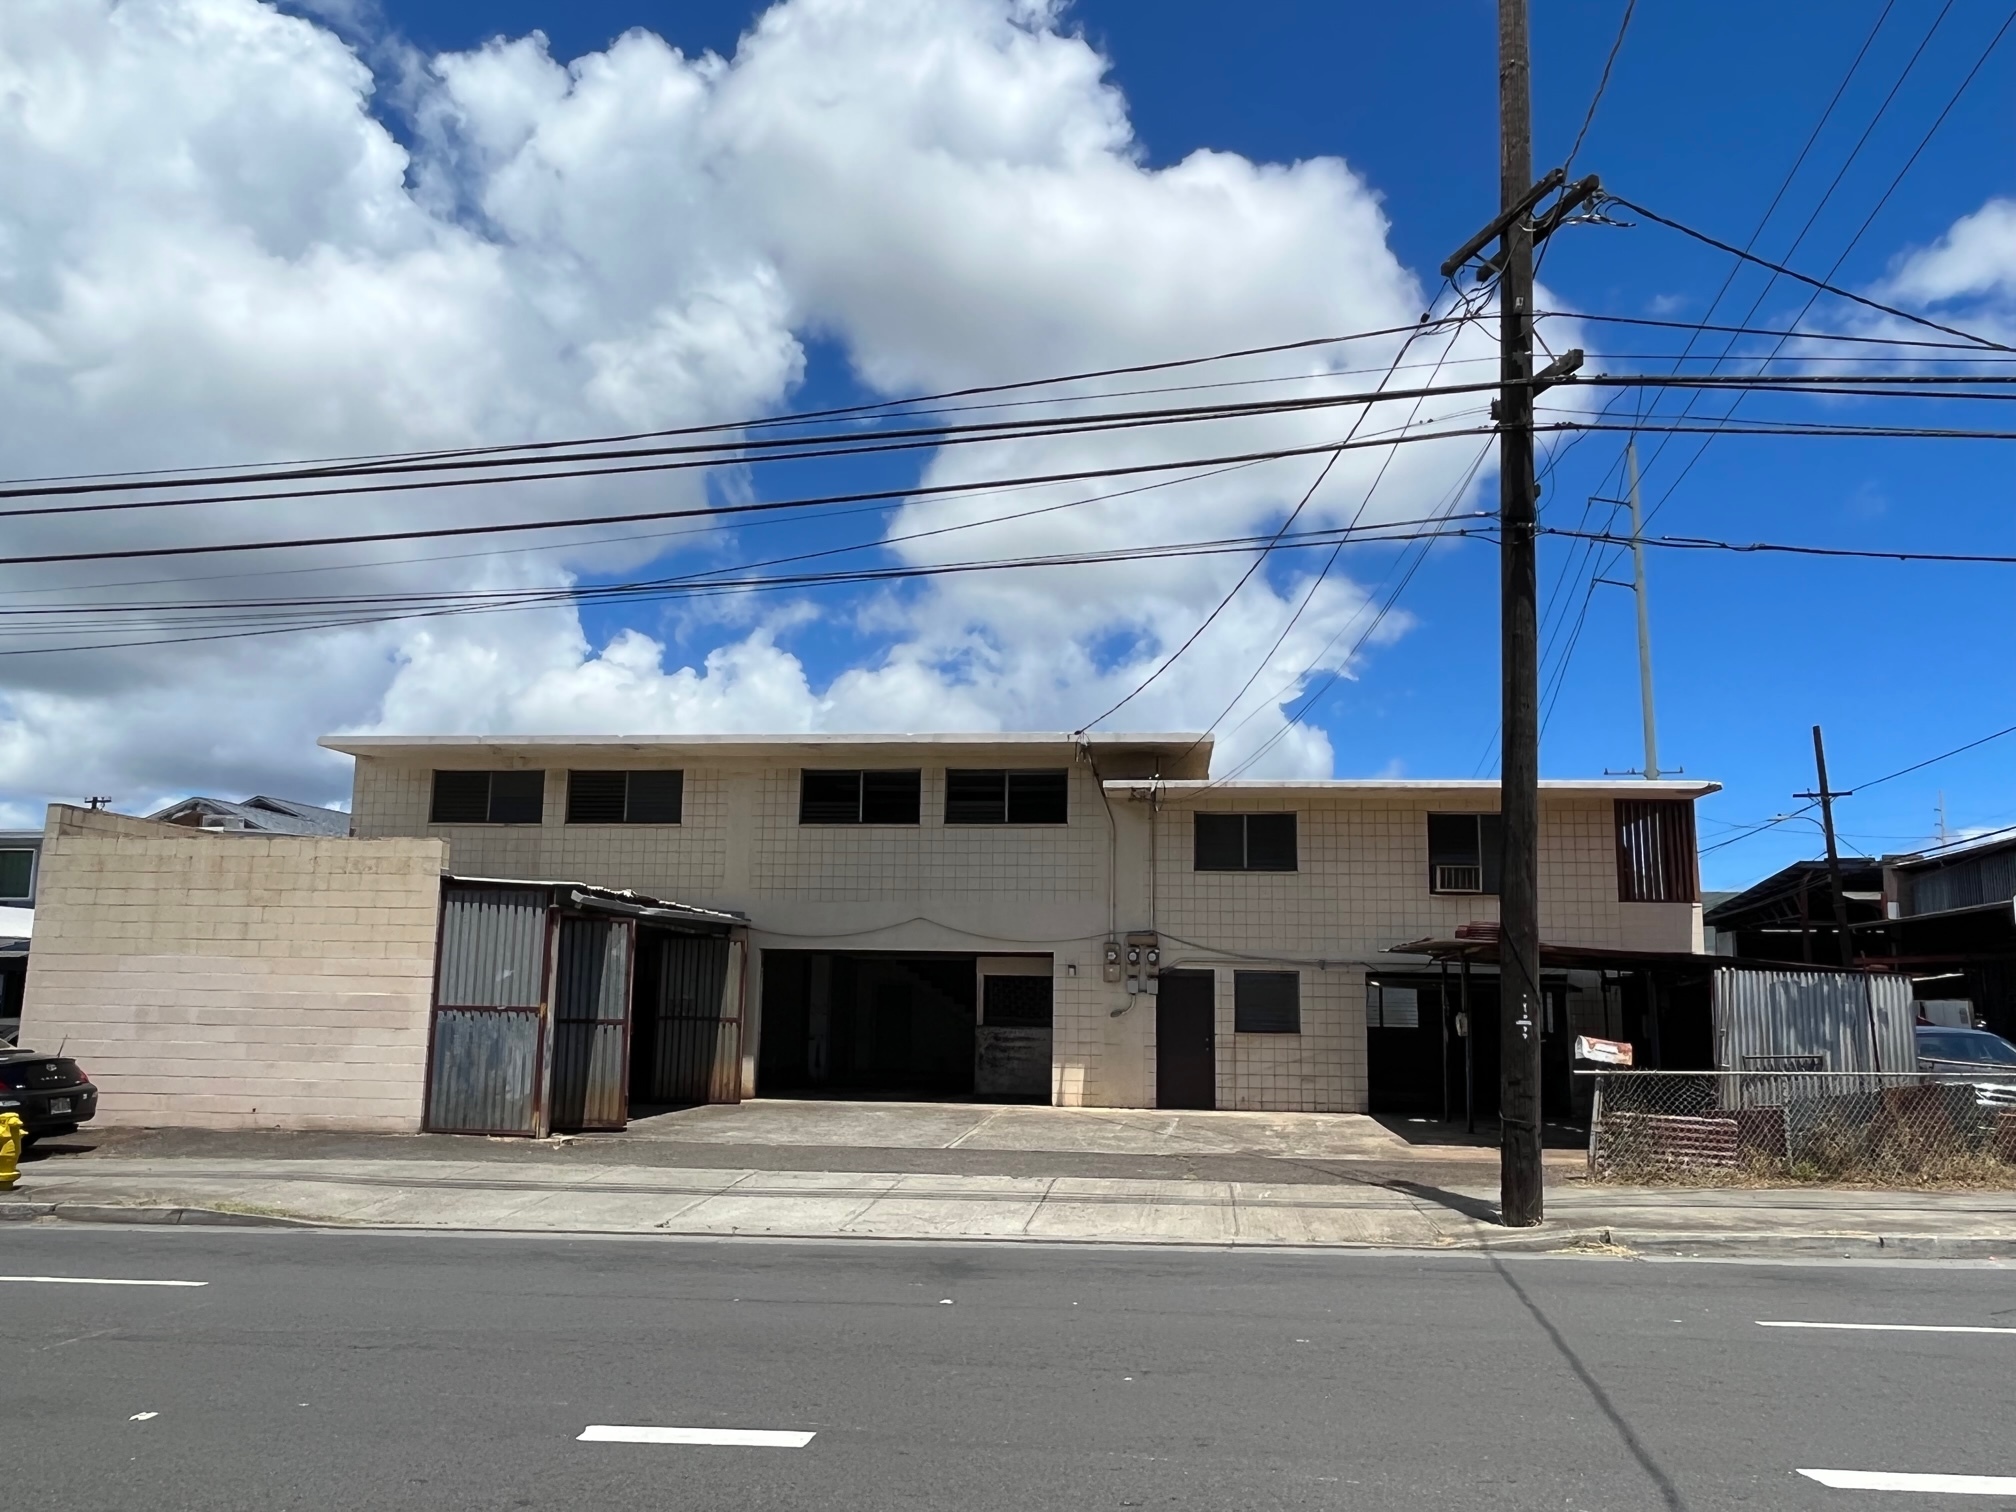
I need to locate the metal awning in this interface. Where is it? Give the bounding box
[444,874,746,932]
[1383,937,1868,973]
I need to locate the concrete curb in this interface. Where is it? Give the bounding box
[0,1200,317,1229]
[4,1198,2010,1257]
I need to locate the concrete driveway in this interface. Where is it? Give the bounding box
[614,1098,1580,1165]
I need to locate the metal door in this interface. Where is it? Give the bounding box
[426,887,549,1135]
[549,916,634,1132]
[634,932,741,1105]
[1156,971,1216,1109]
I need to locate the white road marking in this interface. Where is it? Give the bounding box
[578,1426,815,1448]
[1760,1321,2016,1336]
[129,1412,157,1422]
[0,1275,206,1288]
[1799,1469,2016,1495]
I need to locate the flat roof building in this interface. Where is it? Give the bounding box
[322,732,1716,1122]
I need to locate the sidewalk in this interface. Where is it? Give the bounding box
[9,1156,2016,1255]
[7,1104,2015,1256]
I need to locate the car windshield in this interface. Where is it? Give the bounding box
[1920,1030,2016,1066]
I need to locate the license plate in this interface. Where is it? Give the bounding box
[48,1097,71,1115]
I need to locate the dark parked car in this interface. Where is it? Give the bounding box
[1916,1025,2016,1069]
[1915,1025,2016,1112]
[0,1048,97,1139]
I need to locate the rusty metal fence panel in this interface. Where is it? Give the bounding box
[1713,967,1916,1075]
[1585,1069,2016,1185]
[549,917,633,1132]
[637,933,738,1105]
[427,886,551,1135]
[427,1008,542,1135]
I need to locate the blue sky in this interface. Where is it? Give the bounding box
[362,0,2016,886]
[4,0,2013,890]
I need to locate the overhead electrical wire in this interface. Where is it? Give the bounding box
[0,516,1500,660]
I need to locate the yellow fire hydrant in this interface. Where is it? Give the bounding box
[0,1112,24,1191]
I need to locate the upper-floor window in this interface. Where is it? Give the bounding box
[945,769,1069,825]
[430,770,544,825]
[1428,812,1502,894]
[0,848,33,903]
[1193,813,1297,872]
[1615,798,1698,903]
[566,770,684,825]
[799,769,921,825]
[1234,970,1301,1033]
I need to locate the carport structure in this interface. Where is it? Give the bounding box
[424,878,748,1138]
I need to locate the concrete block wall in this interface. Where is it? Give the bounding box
[20,806,446,1131]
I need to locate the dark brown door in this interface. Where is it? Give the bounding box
[1156,971,1216,1109]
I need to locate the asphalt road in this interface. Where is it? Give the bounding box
[3,1227,2014,1511]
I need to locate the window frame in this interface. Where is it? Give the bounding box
[0,847,34,903]
[1427,811,1504,895]
[1615,798,1699,903]
[565,770,685,825]
[797,769,922,826]
[429,769,546,826]
[1233,970,1301,1034]
[1193,812,1298,872]
[943,768,1070,825]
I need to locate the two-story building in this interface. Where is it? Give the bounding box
[326,731,1713,1120]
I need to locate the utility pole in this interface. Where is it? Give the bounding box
[1438,0,1599,1228]
[1795,725,1856,971]
[1494,0,1544,1229]
[1625,437,1659,780]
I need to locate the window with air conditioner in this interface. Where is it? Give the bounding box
[429,770,545,825]
[1427,812,1502,895]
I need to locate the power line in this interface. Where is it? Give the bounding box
[1077,295,1484,729]
[0,518,1498,659]
[1702,718,2016,855]
[0,417,1510,570]
[0,313,1484,495]
[1543,526,2016,566]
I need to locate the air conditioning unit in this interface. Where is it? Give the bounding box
[1434,863,1483,894]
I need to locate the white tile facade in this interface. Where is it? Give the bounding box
[338,736,1708,1114]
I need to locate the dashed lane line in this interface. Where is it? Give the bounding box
[578,1426,815,1448]
[1760,1321,2016,1336]
[0,1275,207,1287]
[1799,1469,2016,1495]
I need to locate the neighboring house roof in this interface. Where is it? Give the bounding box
[1702,858,1885,930]
[148,795,350,837]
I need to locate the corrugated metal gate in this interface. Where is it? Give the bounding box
[1713,966,1915,1075]
[549,916,635,1132]
[633,932,742,1105]
[426,887,549,1135]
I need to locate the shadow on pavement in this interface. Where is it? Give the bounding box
[1490,1254,1690,1512]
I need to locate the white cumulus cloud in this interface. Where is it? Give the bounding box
[0,0,1502,819]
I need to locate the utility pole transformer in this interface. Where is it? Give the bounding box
[1495,0,1544,1228]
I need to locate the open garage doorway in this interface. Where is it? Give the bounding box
[758,950,1052,1101]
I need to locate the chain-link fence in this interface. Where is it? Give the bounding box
[1582,1069,2016,1186]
